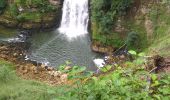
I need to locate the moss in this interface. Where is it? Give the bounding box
[145,3,170,56]
[0,0,61,29]
[17,12,42,22]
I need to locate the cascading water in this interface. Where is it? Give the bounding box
[59,0,89,38]
[23,0,102,70]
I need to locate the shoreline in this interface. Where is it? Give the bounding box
[0,41,69,85]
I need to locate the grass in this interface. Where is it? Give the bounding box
[147,34,170,56]
[0,58,170,100]
[0,60,64,100]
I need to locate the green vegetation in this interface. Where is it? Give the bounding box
[0,0,59,28]
[91,0,133,34]
[0,51,170,100]
[0,60,57,100]
[9,0,57,21]
[146,2,170,56]
[0,0,6,14]
[0,0,170,99]
[91,0,133,47]
[91,0,170,53]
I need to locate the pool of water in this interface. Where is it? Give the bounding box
[28,30,100,70]
[0,26,17,41]
[0,26,101,70]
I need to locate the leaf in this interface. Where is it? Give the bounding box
[151,74,157,81]
[100,65,112,72]
[83,71,93,77]
[138,52,145,57]
[128,50,137,55]
[160,79,170,84]
[153,94,161,100]
[134,58,145,65]
[158,87,170,95]
[69,66,86,74]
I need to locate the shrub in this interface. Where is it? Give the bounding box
[126,31,140,49]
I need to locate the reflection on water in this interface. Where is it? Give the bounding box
[0,26,17,41]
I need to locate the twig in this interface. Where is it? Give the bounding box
[149,67,157,73]
[113,43,126,54]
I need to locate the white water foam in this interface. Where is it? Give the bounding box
[93,59,105,68]
[58,0,89,38]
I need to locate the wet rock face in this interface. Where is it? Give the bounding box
[7,31,31,43]
[0,1,62,30]
[49,0,61,5]
[0,16,18,28]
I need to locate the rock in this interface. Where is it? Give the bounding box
[41,64,46,69]
[37,66,46,72]
[48,71,62,77]
[64,66,71,70]
[60,74,68,82]
[119,55,126,59]
[33,68,38,74]
[0,16,18,28]
[29,65,35,71]
[53,71,62,77]
[23,69,28,74]
[49,0,61,5]
[13,53,18,57]
[46,67,54,71]
[21,22,41,30]
[48,71,53,75]
[21,66,27,70]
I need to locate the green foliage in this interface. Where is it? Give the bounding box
[62,67,170,99]
[128,50,146,65]
[17,12,41,22]
[65,53,169,100]
[94,33,124,47]
[126,31,140,50]
[91,0,133,34]
[9,4,19,18]
[100,65,112,72]
[58,64,93,80]
[0,55,170,100]
[0,0,6,14]
[15,0,57,13]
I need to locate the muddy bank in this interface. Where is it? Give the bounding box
[0,42,69,85]
[91,41,114,54]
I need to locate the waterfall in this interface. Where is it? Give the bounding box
[58,0,89,38]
